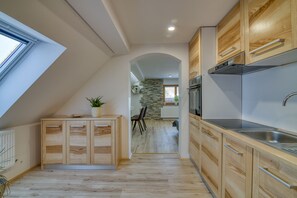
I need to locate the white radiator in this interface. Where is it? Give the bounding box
[0,130,15,171]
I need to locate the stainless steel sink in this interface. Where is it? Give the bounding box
[240,131,297,144]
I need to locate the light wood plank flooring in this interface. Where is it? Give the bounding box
[131,120,178,153]
[8,154,211,198]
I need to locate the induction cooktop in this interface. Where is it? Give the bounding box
[204,119,275,131]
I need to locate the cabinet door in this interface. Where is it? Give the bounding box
[42,120,66,164]
[246,0,295,64]
[189,114,201,170]
[200,124,222,198]
[253,150,297,197]
[222,136,252,198]
[189,29,201,79]
[217,0,244,63]
[91,120,114,165]
[66,121,90,164]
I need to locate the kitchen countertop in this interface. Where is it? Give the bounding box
[41,115,122,120]
[203,119,275,131]
[201,119,297,165]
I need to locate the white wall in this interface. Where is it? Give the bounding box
[161,106,179,118]
[2,123,40,180]
[56,44,189,159]
[131,92,142,116]
[163,78,179,85]
[0,0,110,128]
[243,62,297,133]
[201,27,242,119]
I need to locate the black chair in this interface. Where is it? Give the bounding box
[141,106,147,130]
[131,107,145,134]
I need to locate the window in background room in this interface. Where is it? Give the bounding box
[164,85,178,104]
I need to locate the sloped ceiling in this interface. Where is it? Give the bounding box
[0,0,110,128]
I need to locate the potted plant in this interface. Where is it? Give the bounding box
[0,175,9,197]
[86,96,105,117]
[174,95,179,105]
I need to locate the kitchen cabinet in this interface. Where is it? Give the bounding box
[189,114,201,170]
[41,120,66,167]
[253,149,297,197]
[200,123,222,198]
[66,120,90,164]
[41,116,121,169]
[245,0,297,64]
[216,0,244,63]
[189,29,201,79]
[222,136,253,198]
[91,120,114,165]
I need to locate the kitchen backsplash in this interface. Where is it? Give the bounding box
[242,62,297,133]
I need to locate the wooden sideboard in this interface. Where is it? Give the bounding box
[41,115,121,169]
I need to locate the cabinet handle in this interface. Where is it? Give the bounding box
[224,144,243,155]
[202,128,216,140]
[259,166,297,189]
[249,39,285,55]
[46,125,61,128]
[219,47,236,57]
[95,124,110,127]
[70,125,85,128]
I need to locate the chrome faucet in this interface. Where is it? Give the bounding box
[282,91,297,106]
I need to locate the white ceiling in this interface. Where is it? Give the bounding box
[110,0,238,45]
[131,53,180,79]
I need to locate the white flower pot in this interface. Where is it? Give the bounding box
[91,107,102,117]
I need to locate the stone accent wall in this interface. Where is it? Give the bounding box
[140,79,163,119]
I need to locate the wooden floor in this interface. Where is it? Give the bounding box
[131,120,179,153]
[8,154,211,198]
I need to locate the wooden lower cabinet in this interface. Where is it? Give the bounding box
[91,120,113,165]
[200,123,222,198]
[253,150,297,198]
[66,120,90,164]
[41,116,121,169]
[189,114,201,170]
[222,136,253,198]
[41,120,66,166]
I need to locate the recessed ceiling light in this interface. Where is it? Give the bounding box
[168,26,175,31]
[168,75,172,78]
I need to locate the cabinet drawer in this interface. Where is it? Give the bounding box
[222,136,252,198]
[42,120,66,164]
[91,120,114,165]
[200,124,222,198]
[66,121,90,164]
[253,150,297,198]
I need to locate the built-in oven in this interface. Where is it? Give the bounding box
[189,76,202,116]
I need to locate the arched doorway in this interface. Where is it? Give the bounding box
[129,53,181,154]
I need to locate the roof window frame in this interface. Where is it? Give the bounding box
[0,21,37,81]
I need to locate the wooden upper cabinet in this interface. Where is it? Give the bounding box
[189,29,201,79]
[245,0,297,64]
[217,0,244,63]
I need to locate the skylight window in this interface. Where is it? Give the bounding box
[0,27,35,81]
[0,34,22,65]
